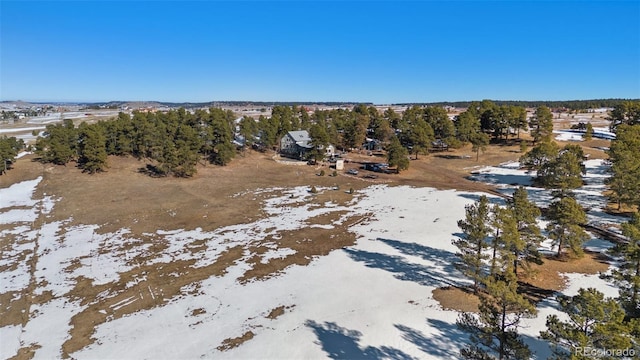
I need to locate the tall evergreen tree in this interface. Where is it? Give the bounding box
[529,106,554,144]
[424,106,455,140]
[604,213,640,318]
[538,144,585,194]
[458,271,536,359]
[453,195,492,294]
[454,110,481,144]
[520,140,559,171]
[608,100,640,131]
[308,122,330,162]
[546,197,589,258]
[238,115,258,150]
[386,135,409,172]
[0,136,24,174]
[507,187,543,274]
[541,288,634,359]
[78,123,108,174]
[408,118,434,159]
[36,121,77,165]
[584,122,594,141]
[210,111,235,166]
[489,206,521,277]
[471,132,490,161]
[606,124,640,209]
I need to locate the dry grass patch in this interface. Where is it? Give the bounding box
[238,214,370,283]
[432,286,480,313]
[265,305,295,320]
[217,331,255,352]
[61,245,246,357]
[522,251,611,292]
[433,251,611,313]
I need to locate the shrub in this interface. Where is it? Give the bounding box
[310,186,318,193]
[319,170,325,176]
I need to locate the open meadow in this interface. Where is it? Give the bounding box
[0,118,629,359]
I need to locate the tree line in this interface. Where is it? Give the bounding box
[26,101,545,175]
[28,99,640,180]
[403,98,639,111]
[34,108,237,176]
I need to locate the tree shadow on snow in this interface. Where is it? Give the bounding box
[456,193,506,206]
[305,320,416,360]
[467,172,533,187]
[395,320,552,359]
[395,319,468,358]
[343,238,463,288]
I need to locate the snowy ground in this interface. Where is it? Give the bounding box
[0,160,623,359]
[470,159,627,232]
[553,128,616,142]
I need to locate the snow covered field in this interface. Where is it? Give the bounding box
[553,127,616,142]
[0,160,622,359]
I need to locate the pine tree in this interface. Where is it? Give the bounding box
[408,118,434,160]
[538,144,585,195]
[608,100,640,131]
[454,110,481,144]
[604,213,640,318]
[210,111,236,166]
[424,106,455,140]
[546,197,589,258]
[457,271,536,359]
[541,288,633,359]
[453,195,492,294]
[489,206,523,277]
[386,135,409,172]
[471,132,490,161]
[507,187,543,273]
[606,124,640,209]
[0,136,24,174]
[584,122,593,140]
[37,122,77,165]
[238,116,258,151]
[529,105,554,144]
[78,123,107,174]
[520,140,559,171]
[308,122,330,162]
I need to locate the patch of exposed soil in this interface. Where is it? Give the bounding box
[432,286,481,312]
[217,331,255,351]
[265,304,295,320]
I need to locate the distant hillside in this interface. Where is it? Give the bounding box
[3,98,637,111]
[395,98,639,110]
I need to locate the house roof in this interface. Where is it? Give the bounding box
[287,130,313,149]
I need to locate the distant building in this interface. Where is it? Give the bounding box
[280,130,334,160]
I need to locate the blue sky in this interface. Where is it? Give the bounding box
[1,1,639,103]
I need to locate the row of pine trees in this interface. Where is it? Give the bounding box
[27,101,542,176]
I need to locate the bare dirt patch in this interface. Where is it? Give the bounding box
[265,304,295,320]
[217,331,255,351]
[523,251,611,292]
[432,286,480,312]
